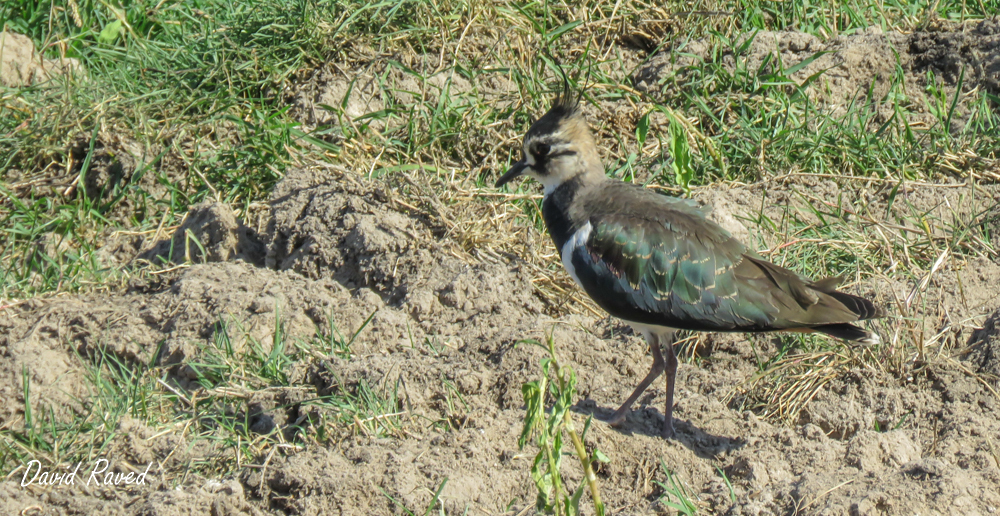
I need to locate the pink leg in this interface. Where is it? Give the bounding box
[603,330,677,436]
[662,337,678,439]
[604,332,664,425]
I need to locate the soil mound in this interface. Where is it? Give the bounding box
[141,201,266,266]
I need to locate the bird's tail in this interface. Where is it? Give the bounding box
[811,286,885,344]
[824,290,886,321]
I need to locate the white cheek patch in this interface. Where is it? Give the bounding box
[561,222,592,288]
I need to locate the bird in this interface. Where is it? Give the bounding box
[495,84,886,439]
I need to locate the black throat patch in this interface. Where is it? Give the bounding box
[541,176,585,253]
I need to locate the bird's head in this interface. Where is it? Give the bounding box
[495,88,604,193]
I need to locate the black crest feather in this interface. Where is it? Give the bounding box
[553,62,575,111]
[525,53,582,140]
[546,51,579,114]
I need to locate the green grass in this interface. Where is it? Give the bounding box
[657,460,701,515]
[1,0,999,503]
[0,0,366,299]
[519,334,606,516]
[3,0,997,301]
[382,477,452,516]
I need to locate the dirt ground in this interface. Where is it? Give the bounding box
[3,23,1000,516]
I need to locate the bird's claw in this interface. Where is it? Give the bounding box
[599,411,628,427]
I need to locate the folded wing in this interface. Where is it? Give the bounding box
[567,184,884,336]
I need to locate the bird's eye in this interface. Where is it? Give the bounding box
[534,143,551,156]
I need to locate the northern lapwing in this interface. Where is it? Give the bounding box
[496,86,885,439]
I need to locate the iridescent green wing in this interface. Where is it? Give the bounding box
[570,185,861,331]
[578,203,773,330]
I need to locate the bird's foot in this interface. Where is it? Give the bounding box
[662,417,675,439]
[599,409,629,427]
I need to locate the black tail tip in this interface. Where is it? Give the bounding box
[814,323,881,344]
[828,290,887,321]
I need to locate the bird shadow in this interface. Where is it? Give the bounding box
[573,401,746,460]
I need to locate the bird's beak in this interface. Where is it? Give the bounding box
[495,160,529,188]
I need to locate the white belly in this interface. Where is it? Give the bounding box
[560,222,592,289]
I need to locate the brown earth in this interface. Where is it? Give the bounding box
[3,23,1000,516]
[2,161,999,515]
